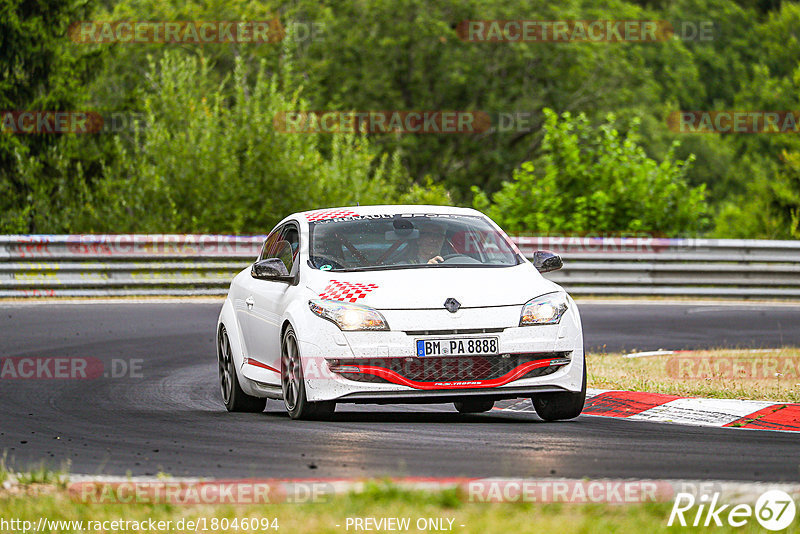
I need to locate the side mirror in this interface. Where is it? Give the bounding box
[251,258,292,281]
[533,250,563,273]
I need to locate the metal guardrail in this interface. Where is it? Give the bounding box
[1,235,799,298]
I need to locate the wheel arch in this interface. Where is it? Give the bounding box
[216,296,248,385]
[280,319,293,341]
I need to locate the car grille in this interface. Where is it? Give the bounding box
[330,353,570,384]
[403,327,506,336]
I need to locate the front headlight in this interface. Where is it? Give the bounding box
[519,292,568,326]
[308,299,389,331]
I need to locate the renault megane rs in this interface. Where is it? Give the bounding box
[216,205,585,420]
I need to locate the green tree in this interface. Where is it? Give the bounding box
[40,51,449,233]
[714,149,800,239]
[5,0,800,239]
[473,109,708,235]
[0,0,103,232]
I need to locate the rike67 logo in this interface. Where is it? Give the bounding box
[668,490,796,531]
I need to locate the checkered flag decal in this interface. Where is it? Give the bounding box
[306,209,359,222]
[319,280,379,303]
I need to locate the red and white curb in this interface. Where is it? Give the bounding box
[497,389,800,432]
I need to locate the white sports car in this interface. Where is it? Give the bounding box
[216,205,585,420]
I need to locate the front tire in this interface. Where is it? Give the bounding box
[454,398,495,413]
[281,326,335,420]
[531,358,587,421]
[218,326,266,413]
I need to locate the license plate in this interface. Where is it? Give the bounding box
[415,337,498,357]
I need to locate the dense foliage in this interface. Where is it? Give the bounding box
[52,52,448,233]
[473,109,708,235]
[1,0,799,237]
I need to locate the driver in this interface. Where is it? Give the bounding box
[416,222,447,264]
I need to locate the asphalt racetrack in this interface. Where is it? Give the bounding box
[1,300,799,481]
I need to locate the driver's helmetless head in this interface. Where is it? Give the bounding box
[417,223,446,257]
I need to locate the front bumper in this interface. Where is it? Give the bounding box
[297,303,584,403]
[328,352,572,389]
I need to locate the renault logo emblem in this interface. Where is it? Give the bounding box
[444,298,461,313]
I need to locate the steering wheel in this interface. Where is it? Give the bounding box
[437,253,482,265]
[439,253,466,262]
[309,255,345,270]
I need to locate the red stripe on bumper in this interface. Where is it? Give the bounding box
[244,358,280,374]
[353,359,561,390]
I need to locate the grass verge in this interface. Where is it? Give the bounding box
[0,481,775,533]
[588,347,800,402]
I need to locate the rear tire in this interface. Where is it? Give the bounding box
[454,398,495,413]
[281,326,336,420]
[531,358,586,421]
[218,326,267,413]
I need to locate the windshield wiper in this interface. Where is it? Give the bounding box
[327,265,423,272]
[325,264,512,272]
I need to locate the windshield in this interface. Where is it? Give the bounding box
[308,214,522,272]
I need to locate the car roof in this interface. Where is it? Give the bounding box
[276,205,485,228]
[302,204,479,216]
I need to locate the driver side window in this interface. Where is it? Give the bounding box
[259,230,282,262]
[258,224,300,275]
[278,226,299,274]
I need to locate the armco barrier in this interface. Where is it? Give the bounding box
[1,235,799,298]
[0,235,261,298]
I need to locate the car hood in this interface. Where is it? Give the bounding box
[304,262,561,309]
